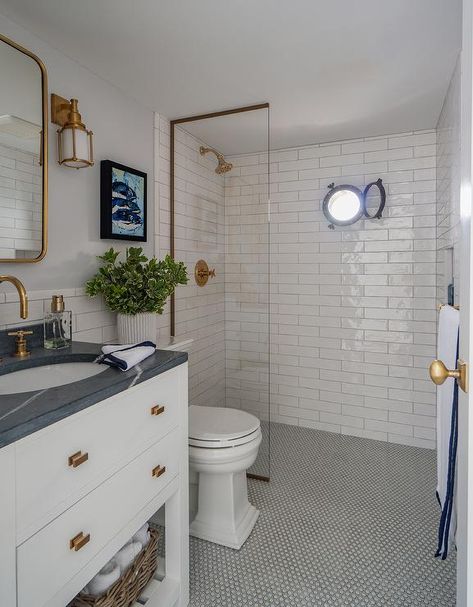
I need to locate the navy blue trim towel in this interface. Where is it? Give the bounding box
[435,304,460,560]
[97,341,156,371]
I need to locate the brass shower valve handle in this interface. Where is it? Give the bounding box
[195,260,216,287]
[7,330,33,358]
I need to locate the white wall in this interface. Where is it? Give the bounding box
[0,14,154,298]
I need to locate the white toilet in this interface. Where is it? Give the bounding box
[188,405,262,550]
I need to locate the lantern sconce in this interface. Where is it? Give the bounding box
[51,94,94,169]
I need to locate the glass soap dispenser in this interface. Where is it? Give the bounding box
[43,295,72,349]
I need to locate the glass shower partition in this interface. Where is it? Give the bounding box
[170,105,271,479]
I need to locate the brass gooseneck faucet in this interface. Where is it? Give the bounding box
[0,275,28,319]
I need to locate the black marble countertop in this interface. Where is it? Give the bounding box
[0,340,187,449]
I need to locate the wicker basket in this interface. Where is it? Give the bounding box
[71,527,159,607]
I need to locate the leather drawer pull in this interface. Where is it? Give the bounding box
[151,405,165,416]
[70,531,90,551]
[68,451,89,468]
[152,465,166,478]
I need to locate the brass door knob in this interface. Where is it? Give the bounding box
[429,359,468,393]
[69,531,90,551]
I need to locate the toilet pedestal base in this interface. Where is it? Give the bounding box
[190,469,259,550]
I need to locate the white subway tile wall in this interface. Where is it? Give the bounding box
[226,130,437,448]
[155,116,438,448]
[0,144,42,258]
[225,150,270,422]
[437,57,461,306]
[0,288,116,343]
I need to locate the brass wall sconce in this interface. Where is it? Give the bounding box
[195,259,216,287]
[51,94,94,168]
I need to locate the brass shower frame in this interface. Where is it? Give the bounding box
[170,103,271,482]
[170,102,269,337]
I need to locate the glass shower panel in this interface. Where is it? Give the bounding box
[173,106,271,479]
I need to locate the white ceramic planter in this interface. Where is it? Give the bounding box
[117,312,157,345]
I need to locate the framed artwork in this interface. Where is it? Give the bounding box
[100,160,147,241]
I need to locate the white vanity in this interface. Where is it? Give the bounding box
[0,360,189,607]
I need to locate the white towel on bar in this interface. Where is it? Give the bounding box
[436,304,460,558]
[98,341,156,371]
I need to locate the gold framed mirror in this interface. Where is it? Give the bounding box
[0,33,48,263]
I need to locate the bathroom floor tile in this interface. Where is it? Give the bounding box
[188,423,456,606]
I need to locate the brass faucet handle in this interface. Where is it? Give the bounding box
[8,330,33,337]
[8,330,32,358]
[208,268,216,278]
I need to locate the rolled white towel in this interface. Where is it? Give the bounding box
[133,523,150,547]
[114,540,143,573]
[82,560,120,597]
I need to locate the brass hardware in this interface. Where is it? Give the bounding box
[0,33,48,264]
[7,330,33,358]
[51,94,73,127]
[437,303,460,311]
[152,465,166,478]
[199,146,233,174]
[0,275,28,319]
[69,531,90,551]
[151,405,165,416]
[429,359,468,393]
[195,260,216,287]
[68,450,89,468]
[52,94,94,169]
[51,294,65,313]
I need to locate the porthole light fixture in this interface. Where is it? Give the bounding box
[323,178,386,229]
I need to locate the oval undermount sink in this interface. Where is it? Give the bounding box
[0,362,108,395]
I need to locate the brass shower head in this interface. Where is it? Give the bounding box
[200,146,233,174]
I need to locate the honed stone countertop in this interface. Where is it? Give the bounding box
[0,340,187,449]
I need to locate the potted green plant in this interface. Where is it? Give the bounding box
[85,247,188,344]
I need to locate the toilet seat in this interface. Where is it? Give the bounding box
[189,405,261,449]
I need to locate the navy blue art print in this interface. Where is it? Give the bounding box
[101,160,147,242]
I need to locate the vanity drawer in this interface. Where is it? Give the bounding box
[16,366,181,538]
[17,427,179,607]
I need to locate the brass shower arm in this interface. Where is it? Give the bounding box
[199,146,233,174]
[200,146,225,161]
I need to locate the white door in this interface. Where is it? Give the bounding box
[457,0,473,604]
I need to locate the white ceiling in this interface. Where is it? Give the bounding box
[0,0,462,152]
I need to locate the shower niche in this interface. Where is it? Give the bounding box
[170,104,271,479]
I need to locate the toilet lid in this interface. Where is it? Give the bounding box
[189,406,261,446]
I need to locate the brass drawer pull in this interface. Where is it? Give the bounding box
[151,405,165,416]
[69,531,90,551]
[152,465,166,478]
[68,451,89,468]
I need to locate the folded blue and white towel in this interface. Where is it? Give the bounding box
[98,341,156,371]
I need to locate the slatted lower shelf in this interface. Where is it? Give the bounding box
[132,575,180,607]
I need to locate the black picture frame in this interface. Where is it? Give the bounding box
[100,160,147,242]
